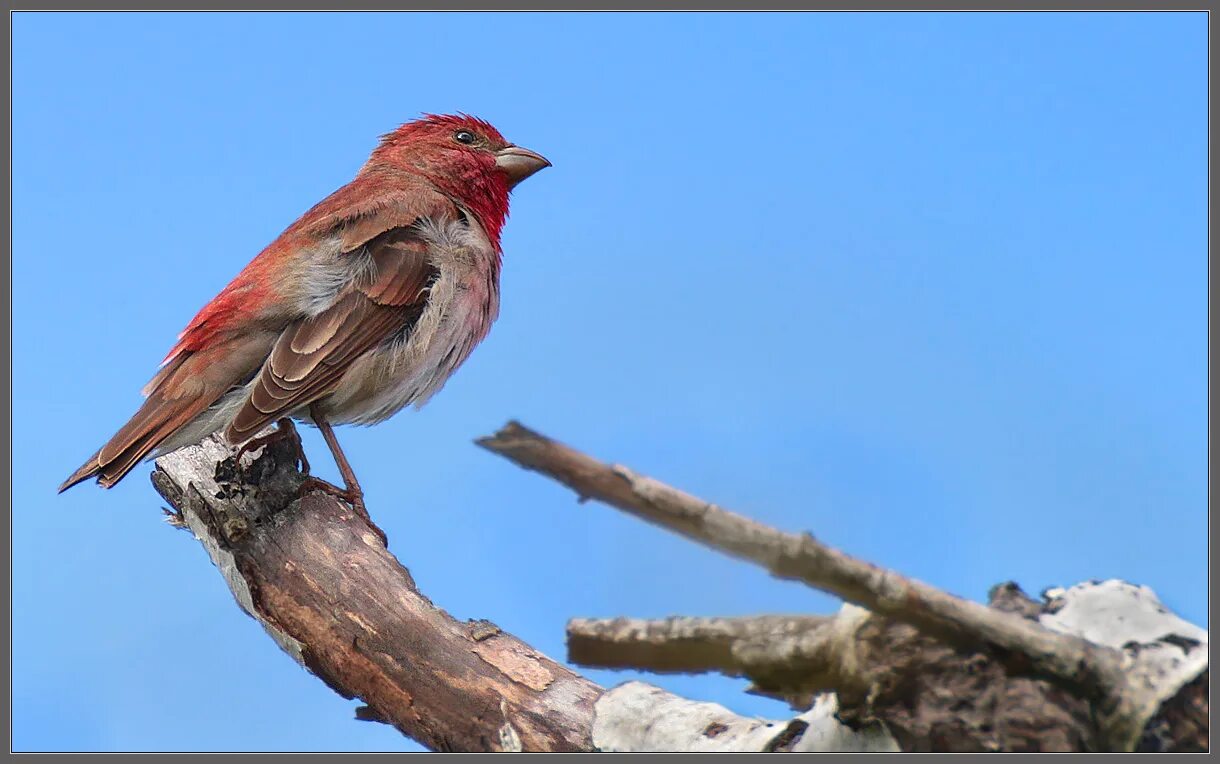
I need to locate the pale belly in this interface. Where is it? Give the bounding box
[319,261,500,426]
[311,214,501,426]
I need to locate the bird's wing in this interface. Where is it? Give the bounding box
[165,171,448,365]
[60,175,453,493]
[225,224,440,442]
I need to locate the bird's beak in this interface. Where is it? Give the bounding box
[495,145,551,189]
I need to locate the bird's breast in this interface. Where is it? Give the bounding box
[323,215,501,425]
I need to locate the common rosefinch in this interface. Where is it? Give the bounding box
[60,114,550,518]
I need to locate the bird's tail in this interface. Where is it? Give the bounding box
[58,352,232,493]
[59,449,106,493]
[57,390,210,493]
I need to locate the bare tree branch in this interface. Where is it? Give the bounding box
[140,421,1204,751]
[571,598,1103,750]
[476,421,1206,751]
[151,430,890,753]
[152,433,602,752]
[566,615,831,676]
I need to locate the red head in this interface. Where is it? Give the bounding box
[366,114,550,245]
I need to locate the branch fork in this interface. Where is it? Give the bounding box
[146,420,1206,752]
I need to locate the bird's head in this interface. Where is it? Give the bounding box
[367,114,550,244]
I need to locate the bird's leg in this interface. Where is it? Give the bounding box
[308,407,365,509]
[301,404,386,546]
[234,417,311,474]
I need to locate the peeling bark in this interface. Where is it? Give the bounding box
[152,433,601,752]
[479,421,1209,752]
[591,681,899,752]
[151,432,876,752]
[142,423,1206,752]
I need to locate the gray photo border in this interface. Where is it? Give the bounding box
[4,5,1211,756]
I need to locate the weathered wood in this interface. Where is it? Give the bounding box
[478,421,1209,751]
[820,588,1099,752]
[143,423,1206,752]
[566,587,1123,752]
[567,615,832,675]
[152,433,602,752]
[151,431,879,753]
[591,682,899,753]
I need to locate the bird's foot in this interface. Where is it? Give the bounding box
[299,477,388,547]
[235,418,311,475]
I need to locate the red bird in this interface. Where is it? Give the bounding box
[60,114,550,517]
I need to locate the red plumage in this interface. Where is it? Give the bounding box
[62,114,550,496]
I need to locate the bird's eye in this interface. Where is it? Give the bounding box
[454,130,476,145]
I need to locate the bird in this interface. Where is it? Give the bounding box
[59,113,550,522]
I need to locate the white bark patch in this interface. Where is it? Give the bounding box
[591,681,899,752]
[156,438,307,667]
[1040,579,1207,738]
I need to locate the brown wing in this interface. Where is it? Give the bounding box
[59,174,456,495]
[225,226,438,442]
[58,329,278,492]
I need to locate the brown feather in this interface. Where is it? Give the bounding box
[140,352,189,398]
[60,331,277,492]
[96,391,216,488]
[226,227,438,442]
[58,386,216,493]
[58,121,513,495]
[58,448,105,493]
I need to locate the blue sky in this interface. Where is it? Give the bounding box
[13,11,1207,752]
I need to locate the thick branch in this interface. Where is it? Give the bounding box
[570,584,1209,751]
[152,433,601,752]
[151,431,882,753]
[146,422,1204,751]
[477,421,1205,751]
[586,614,1093,752]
